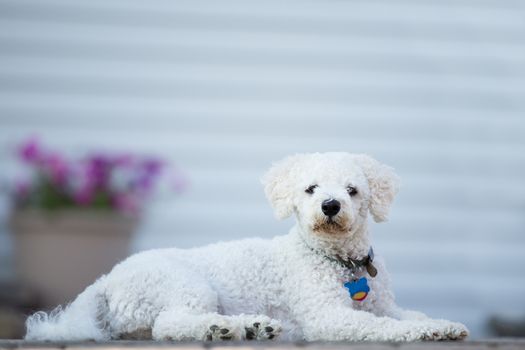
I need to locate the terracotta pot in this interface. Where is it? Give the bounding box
[9,209,137,308]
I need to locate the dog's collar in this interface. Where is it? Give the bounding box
[330,247,377,277]
[296,230,378,277]
[314,246,378,278]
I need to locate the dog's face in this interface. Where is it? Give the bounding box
[262,152,400,238]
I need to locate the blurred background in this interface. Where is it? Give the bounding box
[1,0,525,340]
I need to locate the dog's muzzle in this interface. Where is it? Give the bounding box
[321,199,340,217]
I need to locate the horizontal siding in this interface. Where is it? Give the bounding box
[2,127,525,180]
[2,23,525,67]
[2,0,525,27]
[2,59,524,96]
[1,0,525,338]
[3,40,524,79]
[0,75,523,110]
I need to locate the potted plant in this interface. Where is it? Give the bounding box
[6,138,185,308]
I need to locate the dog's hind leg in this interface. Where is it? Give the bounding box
[148,270,276,341]
[150,269,240,341]
[153,311,282,341]
[153,310,244,341]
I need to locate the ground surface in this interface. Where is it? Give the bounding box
[1,340,525,350]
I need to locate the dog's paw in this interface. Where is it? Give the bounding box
[205,324,240,341]
[438,321,469,340]
[244,316,282,340]
[414,320,469,341]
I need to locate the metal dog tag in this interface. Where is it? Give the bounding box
[366,262,377,277]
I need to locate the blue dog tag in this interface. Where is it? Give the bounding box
[344,277,370,301]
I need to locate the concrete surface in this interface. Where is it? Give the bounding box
[1,340,525,350]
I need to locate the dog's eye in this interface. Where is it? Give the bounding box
[305,185,318,194]
[347,186,358,196]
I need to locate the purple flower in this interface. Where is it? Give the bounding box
[85,154,112,189]
[12,137,185,215]
[133,158,164,193]
[142,158,163,175]
[44,152,69,185]
[68,163,93,205]
[18,137,42,164]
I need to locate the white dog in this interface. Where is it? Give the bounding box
[26,152,468,342]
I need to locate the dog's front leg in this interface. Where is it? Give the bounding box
[378,304,469,340]
[295,302,428,342]
[361,257,469,340]
[289,279,466,342]
[299,301,472,342]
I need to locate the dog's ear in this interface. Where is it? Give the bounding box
[352,154,400,223]
[261,154,305,220]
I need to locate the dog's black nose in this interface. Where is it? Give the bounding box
[322,199,340,217]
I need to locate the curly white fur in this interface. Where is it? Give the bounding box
[25,152,468,342]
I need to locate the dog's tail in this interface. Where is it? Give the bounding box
[25,276,110,341]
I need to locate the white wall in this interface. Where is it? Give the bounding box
[1,0,525,338]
